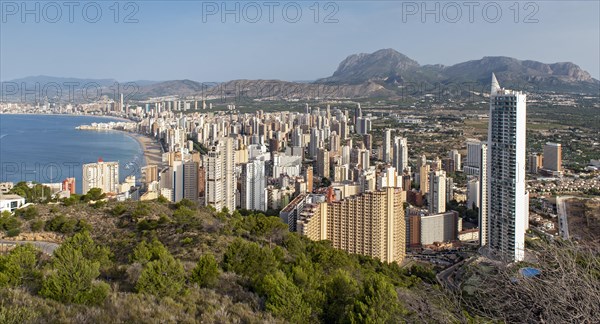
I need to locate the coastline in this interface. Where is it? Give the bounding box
[2,112,162,176]
[0,112,132,123]
[76,127,163,168]
[128,132,164,168]
[9,112,162,168]
[0,114,147,192]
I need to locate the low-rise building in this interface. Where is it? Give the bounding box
[0,194,26,213]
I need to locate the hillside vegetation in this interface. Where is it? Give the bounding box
[2,197,598,323]
[0,199,464,323]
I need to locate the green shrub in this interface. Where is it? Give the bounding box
[30,220,44,232]
[60,231,112,268]
[255,270,311,323]
[0,305,39,324]
[223,238,278,281]
[0,244,40,288]
[44,215,90,234]
[40,233,109,305]
[136,253,185,298]
[191,254,219,288]
[82,188,105,202]
[136,219,158,232]
[111,203,128,216]
[0,214,21,232]
[180,237,193,245]
[130,239,169,265]
[15,206,38,220]
[6,228,20,237]
[131,202,152,219]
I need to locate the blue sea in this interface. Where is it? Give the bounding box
[0,114,144,194]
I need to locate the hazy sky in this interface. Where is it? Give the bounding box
[1,1,599,81]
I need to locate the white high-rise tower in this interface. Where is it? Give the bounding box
[241,159,266,211]
[479,142,488,246]
[82,160,119,194]
[487,73,527,262]
[383,129,392,163]
[204,138,236,212]
[428,170,447,214]
[393,137,408,173]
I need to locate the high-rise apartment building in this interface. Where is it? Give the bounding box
[241,159,266,211]
[309,127,321,159]
[296,187,406,263]
[467,178,480,210]
[363,134,372,151]
[316,148,330,178]
[356,117,372,135]
[383,129,392,163]
[204,137,236,212]
[182,161,199,202]
[428,170,447,214]
[479,142,489,246]
[416,210,459,246]
[354,103,362,124]
[393,137,408,173]
[543,142,562,172]
[487,74,527,262]
[141,165,158,185]
[465,140,484,175]
[445,177,454,203]
[280,193,309,232]
[169,160,199,202]
[419,164,430,194]
[449,150,461,171]
[305,166,313,193]
[82,160,119,194]
[528,153,543,174]
[330,131,340,154]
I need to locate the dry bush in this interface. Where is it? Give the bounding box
[459,241,600,323]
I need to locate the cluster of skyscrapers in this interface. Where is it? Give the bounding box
[75,74,532,264]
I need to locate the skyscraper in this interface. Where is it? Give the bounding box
[354,103,362,124]
[383,129,392,163]
[82,160,119,194]
[363,134,372,151]
[428,170,446,214]
[182,161,199,202]
[528,153,543,174]
[393,137,408,173]
[316,148,330,179]
[543,142,562,172]
[465,140,484,175]
[305,166,313,193]
[330,131,340,154]
[241,159,266,211]
[449,150,461,171]
[204,138,236,212]
[487,73,527,262]
[419,164,430,194]
[309,127,320,159]
[479,141,489,247]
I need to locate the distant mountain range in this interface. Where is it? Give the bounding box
[2,49,598,102]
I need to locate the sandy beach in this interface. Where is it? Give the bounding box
[129,133,164,167]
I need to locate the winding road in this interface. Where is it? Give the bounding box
[0,240,59,255]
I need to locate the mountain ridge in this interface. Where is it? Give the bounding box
[3,50,598,101]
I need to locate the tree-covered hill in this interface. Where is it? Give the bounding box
[1,197,598,323]
[0,199,464,323]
